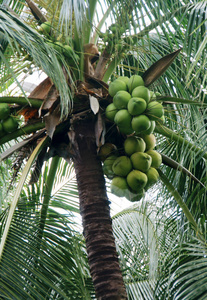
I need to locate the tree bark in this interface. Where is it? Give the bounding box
[71,117,127,300]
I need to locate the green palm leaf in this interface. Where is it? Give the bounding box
[112,205,159,299]
[0,200,94,299]
[156,238,207,300]
[0,7,74,116]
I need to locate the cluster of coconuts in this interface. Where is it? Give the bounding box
[0,103,19,138]
[100,23,126,51]
[100,74,165,201]
[100,134,162,201]
[105,75,165,135]
[100,19,135,54]
[47,40,79,63]
[39,22,79,63]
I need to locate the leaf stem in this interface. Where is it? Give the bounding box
[102,56,122,82]
[92,5,113,44]
[37,156,60,245]
[0,136,47,261]
[0,96,43,108]
[155,125,207,160]
[85,0,98,43]
[158,169,204,242]
[0,122,45,145]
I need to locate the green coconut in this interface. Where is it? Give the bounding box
[116,76,129,85]
[124,136,146,156]
[141,120,156,135]
[111,176,129,197]
[146,150,162,169]
[105,103,119,122]
[127,169,148,192]
[142,134,156,151]
[145,167,159,189]
[99,143,118,161]
[127,75,144,93]
[127,97,147,116]
[131,86,150,103]
[146,101,164,121]
[112,156,133,177]
[103,155,118,179]
[113,90,131,109]
[0,103,10,120]
[114,109,133,134]
[2,116,18,133]
[40,21,51,35]
[125,189,145,202]
[63,45,74,58]
[108,79,127,97]
[131,115,151,134]
[130,152,152,172]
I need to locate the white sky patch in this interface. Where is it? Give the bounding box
[1,69,47,96]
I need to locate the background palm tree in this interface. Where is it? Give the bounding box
[0,0,206,299]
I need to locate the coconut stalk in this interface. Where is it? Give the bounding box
[158,169,204,242]
[155,125,207,160]
[0,96,43,108]
[0,122,45,145]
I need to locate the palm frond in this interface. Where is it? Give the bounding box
[51,159,79,213]
[0,158,14,212]
[184,1,207,91]
[155,238,207,300]
[23,157,80,214]
[112,202,183,300]
[0,199,94,299]
[112,204,160,299]
[0,136,47,259]
[59,0,88,36]
[0,7,75,116]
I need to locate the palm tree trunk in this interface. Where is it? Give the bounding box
[71,117,127,300]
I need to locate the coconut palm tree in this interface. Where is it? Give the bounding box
[0,0,206,299]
